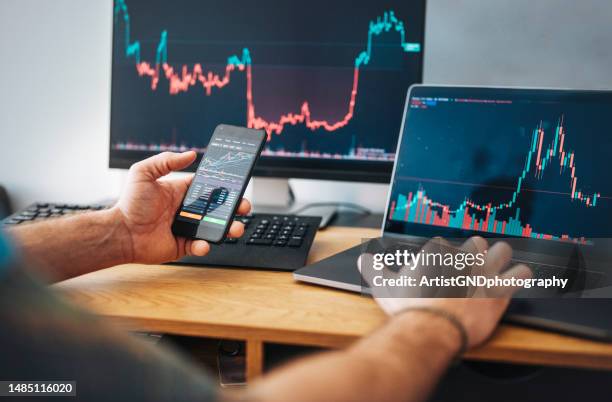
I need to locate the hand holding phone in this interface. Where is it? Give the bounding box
[172,124,266,243]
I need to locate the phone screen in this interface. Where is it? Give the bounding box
[172,125,266,242]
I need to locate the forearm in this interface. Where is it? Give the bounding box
[243,311,460,402]
[8,208,132,281]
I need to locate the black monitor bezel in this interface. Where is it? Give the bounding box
[107,1,427,183]
[109,150,394,183]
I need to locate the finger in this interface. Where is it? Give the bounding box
[236,198,252,216]
[419,236,455,258]
[457,236,489,283]
[186,239,210,257]
[424,236,452,249]
[482,241,513,276]
[167,174,195,204]
[175,236,187,258]
[356,253,372,275]
[227,221,245,238]
[182,173,195,187]
[403,237,456,298]
[179,174,195,196]
[357,252,410,298]
[422,237,473,297]
[132,151,197,180]
[460,236,488,255]
[357,253,390,297]
[484,263,532,297]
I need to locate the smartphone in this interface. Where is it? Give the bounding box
[172,124,266,243]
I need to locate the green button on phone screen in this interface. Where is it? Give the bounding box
[202,216,227,226]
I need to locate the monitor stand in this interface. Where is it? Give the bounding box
[251,177,338,228]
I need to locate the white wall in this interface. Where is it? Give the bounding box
[0,0,122,210]
[1,0,612,211]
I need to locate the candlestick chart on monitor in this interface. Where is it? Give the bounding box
[386,89,612,245]
[110,0,425,163]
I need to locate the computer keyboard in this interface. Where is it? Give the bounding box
[2,204,321,271]
[2,202,109,225]
[177,214,322,271]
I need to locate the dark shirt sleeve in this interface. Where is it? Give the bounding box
[0,263,218,402]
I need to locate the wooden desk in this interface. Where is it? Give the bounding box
[56,227,612,380]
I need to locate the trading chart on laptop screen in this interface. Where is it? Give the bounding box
[386,87,612,245]
[110,0,424,162]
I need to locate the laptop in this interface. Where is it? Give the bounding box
[294,85,612,341]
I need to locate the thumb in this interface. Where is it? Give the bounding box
[131,151,197,180]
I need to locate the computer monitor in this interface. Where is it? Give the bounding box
[108,0,426,188]
[386,85,612,253]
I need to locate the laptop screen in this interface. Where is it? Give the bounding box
[384,86,612,250]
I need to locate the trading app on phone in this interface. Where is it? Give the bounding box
[175,127,261,240]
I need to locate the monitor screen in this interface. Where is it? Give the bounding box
[385,86,612,247]
[109,0,425,182]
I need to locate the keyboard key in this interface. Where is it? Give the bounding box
[264,234,275,240]
[273,241,287,247]
[224,238,238,243]
[287,238,303,247]
[250,233,262,239]
[247,238,272,246]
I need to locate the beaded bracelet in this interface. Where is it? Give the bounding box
[397,306,469,357]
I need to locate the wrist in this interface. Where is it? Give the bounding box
[391,309,463,358]
[104,207,135,265]
[349,306,462,384]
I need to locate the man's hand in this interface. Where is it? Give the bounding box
[359,237,531,348]
[113,151,251,264]
[10,151,250,280]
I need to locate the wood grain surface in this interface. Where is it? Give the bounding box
[56,226,612,372]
